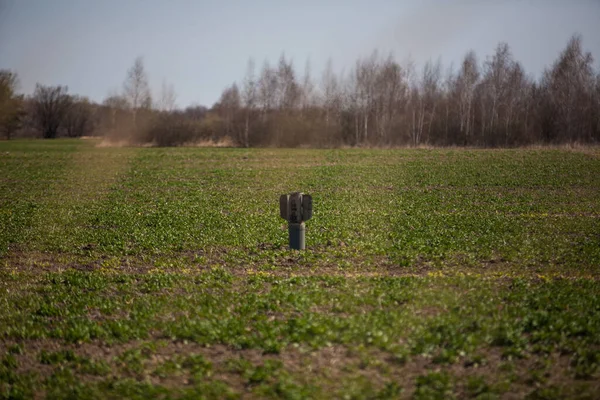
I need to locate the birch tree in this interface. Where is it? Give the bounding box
[321,58,341,136]
[455,51,480,144]
[158,79,177,112]
[300,58,315,113]
[276,54,300,111]
[258,60,277,122]
[355,51,379,143]
[217,83,241,141]
[374,56,405,144]
[482,43,512,140]
[123,56,151,127]
[542,35,595,142]
[241,58,257,147]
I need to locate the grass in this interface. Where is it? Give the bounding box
[0,139,599,398]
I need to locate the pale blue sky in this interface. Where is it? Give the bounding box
[1,0,599,108]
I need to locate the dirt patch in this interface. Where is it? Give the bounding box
[3,248,600,281]
[2,339,598,398]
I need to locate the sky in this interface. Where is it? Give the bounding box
[1,0,599,109]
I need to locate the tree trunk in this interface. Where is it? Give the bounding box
[244,112,250,147]
[445,103,449,145]
[428,104,437,144]
[354,113,359,146]
[363,112,368,143]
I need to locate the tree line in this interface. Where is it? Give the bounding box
[1,34,599,147]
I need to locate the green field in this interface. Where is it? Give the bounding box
[1,140,599,399]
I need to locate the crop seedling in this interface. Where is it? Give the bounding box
[0,141,599,397]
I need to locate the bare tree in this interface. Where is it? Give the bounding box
[0,70,18,104]
[66,34,600,148]
[300,58,315,113]
[355,51,379,144]
[441,64,456,145]
[241,58,257,147]
[0,70,23,139]
[342,66,361,145]
[455,51,480,145]
[404,59,421,145]
[374,55,405,144]
[502,62,528,144]
[411,59,441,145]
[216,83,241,141]
[276,53,300,111]
[158,79,177,112]
[123,56,151,127]
[595,72,600,138]
[321,58,341,138]
[541,35,595,143]
[64,96,93,137]
[32,84,72,139]
[183,104,208,121]
[102,93,129,131]
[481,43,512,141]
[258,60,277,122]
